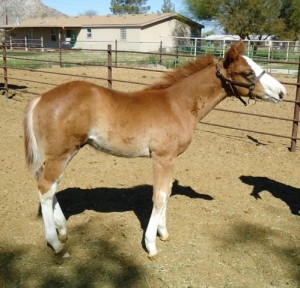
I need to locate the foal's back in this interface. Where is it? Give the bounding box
[33,80,192,159]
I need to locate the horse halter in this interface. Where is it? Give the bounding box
[216,65,265,106]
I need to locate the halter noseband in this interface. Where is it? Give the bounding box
[216,65,265,106]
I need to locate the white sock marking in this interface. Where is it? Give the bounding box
[39,183,64,253]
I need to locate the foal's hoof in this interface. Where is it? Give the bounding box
[47,244,70,258]
[148,252,158,261]
[54,246,64,254]
[56,250,71,259]
[48,242,65,255]
[160,234,170,242]
[58,233,68,243]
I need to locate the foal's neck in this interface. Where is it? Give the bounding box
[172,64,227,122]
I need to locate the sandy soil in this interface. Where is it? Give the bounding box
[0,66,299,288]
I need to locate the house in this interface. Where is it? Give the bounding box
[1,13,204,52]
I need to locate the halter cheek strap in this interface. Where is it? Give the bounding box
[216,65,265,106]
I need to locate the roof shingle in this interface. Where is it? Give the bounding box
[2,13,199,29]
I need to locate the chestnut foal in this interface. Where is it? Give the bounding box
[24,41,286,258]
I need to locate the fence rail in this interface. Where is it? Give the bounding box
[1,40,300,152]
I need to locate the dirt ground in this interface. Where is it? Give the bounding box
[0,66,299,288]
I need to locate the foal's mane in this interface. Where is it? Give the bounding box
[146,54,216,90]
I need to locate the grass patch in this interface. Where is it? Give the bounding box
[0,48,298,76]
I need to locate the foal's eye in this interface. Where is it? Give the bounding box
[243,71,254,78]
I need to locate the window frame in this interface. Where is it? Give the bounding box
[50,28,57,41]
[120,28,127,41]
[86,28,92,39]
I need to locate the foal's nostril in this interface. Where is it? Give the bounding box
[279,91,284,99]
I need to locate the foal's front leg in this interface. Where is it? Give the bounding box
[157,202,170,241]
[145,153,175,258]
[53,195,68,243]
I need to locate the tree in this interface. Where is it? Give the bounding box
[280,0,300,40]
[79,9,98,16]
[161,0,175,13]
[183,0,300,40]
[110,0,150,15]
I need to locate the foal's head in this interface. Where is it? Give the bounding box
[219,41,286,103]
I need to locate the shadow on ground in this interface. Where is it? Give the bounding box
[240,175,300,215]
[0,83,27,98]
[217,220,300,286]
[0,236,148,288]
[57,180,213,231]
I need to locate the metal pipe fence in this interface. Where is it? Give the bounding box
[1,41,300,152]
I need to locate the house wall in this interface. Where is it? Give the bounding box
[6,18,194,52]
[140,20,174,52]
[74,27,142,51]
[73,20,192,52]
[140,19,191,52]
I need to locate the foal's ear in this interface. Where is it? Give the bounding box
[223,40,245,68]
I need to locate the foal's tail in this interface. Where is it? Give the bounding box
[24,96,43,173]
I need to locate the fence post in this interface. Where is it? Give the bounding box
[175,45,179,67]
[107,44,112,89]
[59,30,62,68]
[41,37,44,52]
[2,41,9,98]
[290,60,300,152]
[159,41,162,66]
[247,40,250,57]
[25,36,28,51]
[194,38,197,58]
[115,39,118,67]
[222,40,226,57]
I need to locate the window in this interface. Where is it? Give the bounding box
[86,28,92,39]
[66,30,77,45]
[66,30,72,38]
[120,28,127,41]
[51,29,57,41]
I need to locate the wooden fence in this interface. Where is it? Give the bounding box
[1,41,300,152]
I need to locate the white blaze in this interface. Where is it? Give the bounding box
[243,56,286,102]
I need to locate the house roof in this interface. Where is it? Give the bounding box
[1,13,204,29]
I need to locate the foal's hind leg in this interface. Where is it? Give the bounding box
[38,156,69,253]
